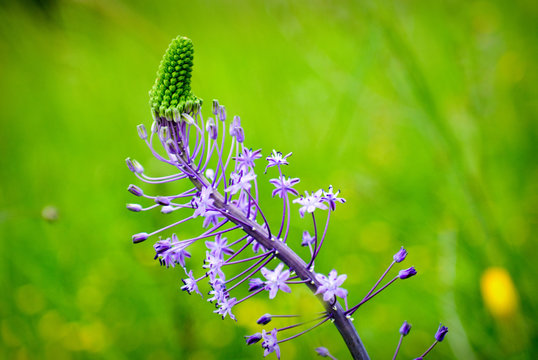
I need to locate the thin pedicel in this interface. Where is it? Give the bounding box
[126,35,448,359]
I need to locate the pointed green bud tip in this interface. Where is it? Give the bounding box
[149,36,203,118]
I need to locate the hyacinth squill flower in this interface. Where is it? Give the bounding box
[126,35,447,359]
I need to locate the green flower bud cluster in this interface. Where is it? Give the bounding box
[150,36,202,118]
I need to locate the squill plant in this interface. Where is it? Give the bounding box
[126,36,448,359]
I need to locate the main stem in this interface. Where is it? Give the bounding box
[184,160,370,360]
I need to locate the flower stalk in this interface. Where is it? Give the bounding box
[126,35,447,360]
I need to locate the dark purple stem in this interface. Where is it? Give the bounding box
[420,340,439,358]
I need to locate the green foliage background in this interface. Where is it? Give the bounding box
[1,0,537,359]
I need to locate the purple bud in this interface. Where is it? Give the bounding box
[181,113,195,125]
[127,184,143,196]
[315,347,331,357]
[212,99,219,115]
[206,118,218,140]
[398,267,417,279]
[256,314,272,325]
[132,232,149,243]
[393,246,407,263]
[248,278,265,292]
[235,127,245,143]
[161,206,174,214]
[218,105,226,121]
[154,239,172,255]
[165,139,179,154]
[159,126,170,140]
[435,324,448,342]
[414,358,423,360]
[126,158,144,174]
[229,116,244,142]
[137,124,147,140]
[155,196,170,206]
[399,321,411,336]
[245,333,262,345]
[127,203,142,212]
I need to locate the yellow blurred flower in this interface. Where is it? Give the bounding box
[480,267,519,318]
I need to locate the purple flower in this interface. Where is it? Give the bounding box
[156,234,191,268]
[261,328,280,359]
[205,235,234,259]
[225,170,256,195]
[269,175,300,198]
[293,190,328,217]
[214,297,237,320]
[315,270,348,302]
[153,238,172,256]
[265,150,292,173]
[252,241,264,253]
[261,263,291,299]
[202,210,223,228]
[393,247,407,263]
[257,313,272,325]
[204,252,225,280]
[206,117,218,139]
[126,157,144,174]
[245,333,262,345]
[398,267,417,279]
[315,347,336,358]
[234,148,262,171]
[127,203,142,212]
[208,278,228,303]
[399,321,411,336]
[322,186,346,211]
[229,115,245,142]
[132,232,149,244]
[193,186,214,217]
[301,230,315,247]
[248,278,265,292]
[181,269,202,297]
[127,184,144,196]
[137,124,147,140]
[435,324,448,342]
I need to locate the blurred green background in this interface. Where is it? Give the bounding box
[1,0,537,359]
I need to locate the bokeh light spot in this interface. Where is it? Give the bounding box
[480,267,519,318]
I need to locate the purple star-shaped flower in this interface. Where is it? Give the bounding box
[261,328,280,359]
[203,210,223,228]
[214,297,237,320]
[301,230,315,247]
[269,175,300,198]
[225,170,257,195]
[208,278,228,303]
[203,251,225,280]
[261,263,291,299]
[265,150,292,173]
[234,147,262,171]
[193,186,214,218]
[181,269,202,297]
[293,190,328,217]
[205,234,234,259]
[322,185,346,211]
[155,234,191,268]
[315,269,348,302]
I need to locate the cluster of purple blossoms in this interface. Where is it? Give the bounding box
[126,36,448,360]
